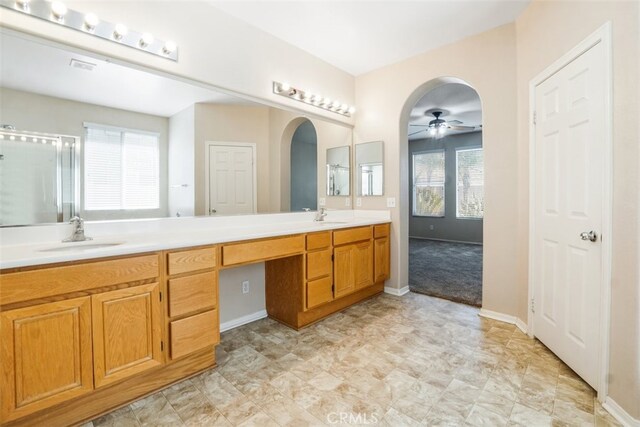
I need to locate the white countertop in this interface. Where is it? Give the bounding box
[0,210,391,269]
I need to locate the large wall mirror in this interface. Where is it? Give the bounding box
[355,141,384,196]
[0,30,353,226]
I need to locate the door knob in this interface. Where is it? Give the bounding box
[210,208,217,214]
[580,231,597,242]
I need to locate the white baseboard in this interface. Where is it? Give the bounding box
[479,308,528,334]
[220,310,268,333]
[603,397,640,427]
[384,286,410,296]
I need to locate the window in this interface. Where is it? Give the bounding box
[456,148,484,218]
[84,125,160,210]
[412,151,445,217]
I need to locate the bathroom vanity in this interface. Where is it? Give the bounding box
[0,214,390,426]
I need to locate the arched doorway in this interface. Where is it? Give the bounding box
[400,77,484,307]
[290,120,317,212]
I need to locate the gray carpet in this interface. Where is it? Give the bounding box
[409,238,483,307]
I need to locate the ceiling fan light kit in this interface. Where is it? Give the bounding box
[409,110,478,138]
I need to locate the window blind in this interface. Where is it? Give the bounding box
[456,148,484,218]
[412,151,445,217]
[84,126,159,211]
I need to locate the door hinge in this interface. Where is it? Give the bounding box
[530,298,535,314]
[533,111,537,126]
[161,341,164,351]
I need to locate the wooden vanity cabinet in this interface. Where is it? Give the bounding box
[333,226,374,298]
[0,298,93,422]
[305,232,334,309]
[374,224,391,283]
[165,246,220,360]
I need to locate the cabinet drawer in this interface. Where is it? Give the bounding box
[170,309,219,359]
[168,271,217,318]
[1,254,160,306]
[167,247,217,276]
[306,249,332,280]
[306,276,333,309]
[306,232,331,251]
[374,223,390,238]
[333,226,372,246]
[222,235,305,266]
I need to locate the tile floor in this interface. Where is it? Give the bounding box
[87,293,621,426]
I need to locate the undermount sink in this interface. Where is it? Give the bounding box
[39,242,124,252]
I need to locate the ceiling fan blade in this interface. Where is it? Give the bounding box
[409,124,430,127]
[447,120,463,125]
[408,129,426,136]
[448,125,477,131]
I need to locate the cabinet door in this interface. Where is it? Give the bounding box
[92,283,163,388]
[333,245,355,298]
[0,298,93,422]
[354,241,374,289]
[374,237,390,283]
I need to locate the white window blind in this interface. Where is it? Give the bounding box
[456,148,484,218]
[84,125,159,210]
[412,151,445,217]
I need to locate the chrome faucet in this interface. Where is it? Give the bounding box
[63,216,92,242]
[314,208,327,222]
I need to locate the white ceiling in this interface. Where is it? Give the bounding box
[0,33,252,118]
[210,0,530,76]
[408,83,481,141]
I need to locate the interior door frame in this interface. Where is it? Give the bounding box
[204,141,258,215]
[527,22,612,400]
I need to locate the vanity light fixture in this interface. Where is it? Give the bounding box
[272,81,356,117]
[0,0,178,61]
[0,127,63,146]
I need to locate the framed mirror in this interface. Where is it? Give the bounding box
[355,141,384,196]
[326,146,350,196]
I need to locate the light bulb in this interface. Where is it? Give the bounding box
[162,40,177,55]
[323,98,331,107]
[429,127,437,136]
[64,141,70,147]
[9,135,15,141]
[438,126,446,135]
[332,100,341,109]
[340,103,349,112]
[313,94,322,105]
[20,136,26,141]
[139,33,154,48]
[41,139,47,144]
[84,13,99,31]
[51,1,67,20]
[279,82,290,93]
[32,137,38,142]
[113,23,128,40]
[0,134,4,139]
[348,106,356,115]
[16,0,30,11]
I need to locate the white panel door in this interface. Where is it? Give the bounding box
[208,145,254,215]
[533,41,605,388]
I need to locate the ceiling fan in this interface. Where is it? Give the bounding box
[409,111,478,137]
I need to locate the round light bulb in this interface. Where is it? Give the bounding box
[32,137,38,142]
[41,139,47,144]
[429,127,437,135]
[323,98,331,107]
[279,82,290,93]
[332,100,341,109]
[139,33,154,48]
[0,135,4,140]
[16,0,30,11]
[162,40,177,55]
[20,136,26,141]
[51,1,67,20]
[348,106,356,114]
[9,135,16,141]
[84,13,99,31]
[113,23,128,40]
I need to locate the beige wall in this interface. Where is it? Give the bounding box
[514,0,640,417]
[194,104,271,215]
[355,0,639,417]
[354,24,520,320]
[0,87,170,220]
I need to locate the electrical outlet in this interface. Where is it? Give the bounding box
[345,198,351,207]
[356,198,362,207]
[319,198,326,207]
[242,280,250,294]
[386,197,396,208]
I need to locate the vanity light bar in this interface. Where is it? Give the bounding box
[0,0,178,61]
[273,82,356,117]
[0,129,62,145]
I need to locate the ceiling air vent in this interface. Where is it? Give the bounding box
[69,59,96,72]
